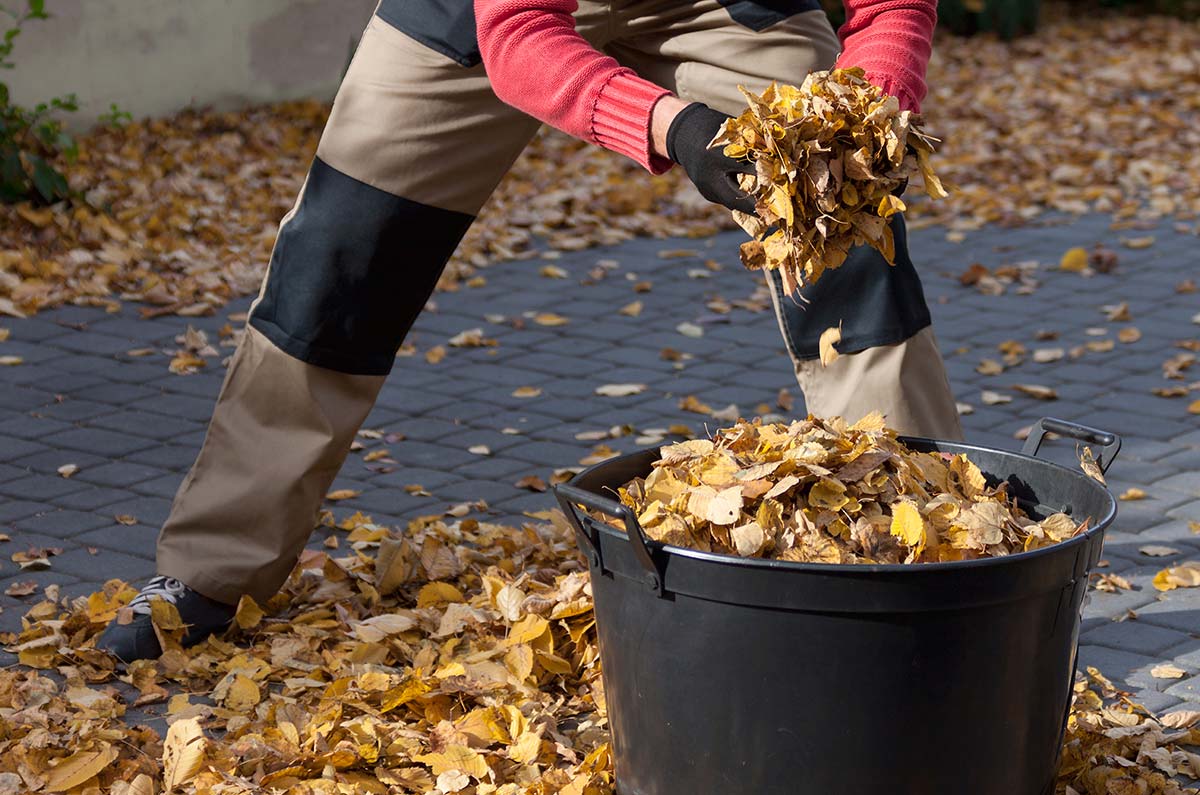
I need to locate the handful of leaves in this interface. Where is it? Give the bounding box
[616,414,1086,564]
[711,69,947,295]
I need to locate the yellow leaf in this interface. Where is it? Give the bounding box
[414,745,490,779]
[44,744,119,792]
[533,313,569,326]
[162,717,206,790]
[233,595,264,629]
[890,500,926,554]
[1119,488,1147,501]
[223,675,261,711]
[1154,562,1200,592]
[326,489,361,501]
[417,581,464,607]
[1059,247,1088,272]
[819,324,842,367]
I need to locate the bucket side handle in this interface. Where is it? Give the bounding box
[553,484,665,596]
[1021,417,1122,474]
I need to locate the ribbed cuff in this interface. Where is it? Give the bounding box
[868,71,921,113]
[590,70,673,174]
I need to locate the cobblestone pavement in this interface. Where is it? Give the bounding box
[1,213,1198,714]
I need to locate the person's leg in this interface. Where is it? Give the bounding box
[100,12,546,660]
[608,1,963,439]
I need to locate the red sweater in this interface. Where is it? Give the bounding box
[475,0,937,174]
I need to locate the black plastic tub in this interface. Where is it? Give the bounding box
[554,418,1120,795]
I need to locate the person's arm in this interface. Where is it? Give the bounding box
[835,0,937,112]
[475,0,678,173]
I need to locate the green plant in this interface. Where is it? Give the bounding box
[1,0,79,204]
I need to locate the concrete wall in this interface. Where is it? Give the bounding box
[9,0,377,125]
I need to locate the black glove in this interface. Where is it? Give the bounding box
[666,103,757,215]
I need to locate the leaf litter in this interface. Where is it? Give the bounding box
[2,505,1198,793]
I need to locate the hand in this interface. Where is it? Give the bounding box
[659,102,757,214]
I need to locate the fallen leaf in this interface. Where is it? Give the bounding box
[676,322,703,338]
[1139,545,1179,557]
[512,386,542,398]
[57,464,79,478]
[1120,488,1148,501]
[980,390,1012,405]
[1059,247,1089,272]
[595,383,646,397]
[326,489,361,501]
[819,324,842,367]
[1151,664,1187,680]
[1013,384,1058,400]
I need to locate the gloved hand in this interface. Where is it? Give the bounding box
[666,103,757,215]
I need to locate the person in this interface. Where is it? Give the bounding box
[98,0,961,661]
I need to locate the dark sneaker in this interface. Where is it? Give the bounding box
[95,576,236,662]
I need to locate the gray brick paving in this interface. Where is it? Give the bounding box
[0,213,1198,715]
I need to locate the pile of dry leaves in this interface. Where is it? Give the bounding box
[712,70,946,294]
[616,414,1085,564]
[4,510,609,794]
[1,508,1197,794]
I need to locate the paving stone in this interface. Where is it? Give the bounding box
[55,487,137,511]
[0,414,76,440]
[44,427,157,457]
[76,461,171,488]
[1081,619,1192,656]
[12,509,114,538]
[0,474,89,502]
[0,500,47,524]
[126,445,200,470]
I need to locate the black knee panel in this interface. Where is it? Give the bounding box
[250,157,474,376]
[772,215,932,360]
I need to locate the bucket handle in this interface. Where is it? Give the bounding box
[1021,417,1121,474]
[553,484,665,596]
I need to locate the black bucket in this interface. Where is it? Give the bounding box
[554,417,1120,795]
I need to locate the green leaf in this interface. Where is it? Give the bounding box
[29,154,68,203]
[0,148,29,203]
[28,0,45,15]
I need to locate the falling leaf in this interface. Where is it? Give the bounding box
[595,383,646,397]
[819,324,842,367]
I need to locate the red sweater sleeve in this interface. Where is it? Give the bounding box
[834,0,937,112]
[475,0,673,173]
[475,0,937,172]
